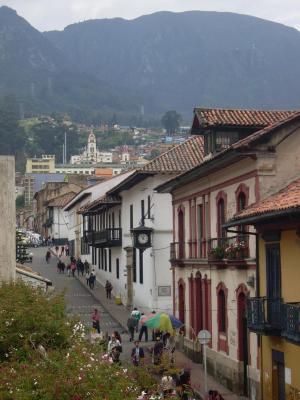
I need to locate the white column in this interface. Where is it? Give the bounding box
[0,156,16,282]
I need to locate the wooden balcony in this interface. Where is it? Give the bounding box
[282,303,300,343]
[93,228,122,248]
[247,297,282,335]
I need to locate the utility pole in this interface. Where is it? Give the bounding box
[62,144,65,164]
[64,131,67,164]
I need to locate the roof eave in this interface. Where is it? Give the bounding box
[224,207,300,228]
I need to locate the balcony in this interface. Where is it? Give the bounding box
[93,228,122,247]
[247,297,282,335]
[207,236,250,266]
[282,303,300,343]
[84,231,94,245]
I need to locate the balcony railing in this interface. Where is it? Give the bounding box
[247,297,282,335]
[282,303,300,343]
[170,235,250,264]
[93,228,122,247]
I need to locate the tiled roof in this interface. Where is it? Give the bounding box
[232,110,300,149]
[194,108,295,128]
[78,195,121,214]
[233,177,300,221]
[47,192,76,208]
[141,136,204,173]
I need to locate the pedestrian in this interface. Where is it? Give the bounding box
[84,260,90,273]
[89,270,96,289]
[67,263,71,277]
[164,332,176,364]
[138,313,148,342]
[29,252,33,263]
[61,261,65,274]
[131,340,144,366]
[153,336,164,365]
[77,258,84,276]
[76,259,81,276]
[108,333,122,363]
[91,308,100,334]
[57,260,62,273]
[114,330,122,343]
[71,260,76,277]
[105,280,113,299]
[65,244,69,256]
[85,271,90,285]
[45,250,51,264]
[55,245,59,254]
[60,245,65,257]
[131,307,141,333]
[127,314,138,342]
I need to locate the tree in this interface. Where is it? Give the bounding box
[161,110,182,135]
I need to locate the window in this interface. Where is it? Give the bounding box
[130,205,133,229]
[104,249,107,271]
[218,288,226,333]
[118,210,121,227]
[141,200,145,225]
[197,204,204,257]
[116,258,119,279]
[237,192,246,212]
[139,249,144,284]
[217,195,226,239]
[133,248,137,282]
[101,248,104,270]
[147,195,151,219]
[108,249,112,272]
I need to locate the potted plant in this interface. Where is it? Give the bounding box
[208,245,225,260]
[225,241,248,260]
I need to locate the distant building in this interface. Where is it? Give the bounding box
[23,173,66,207]
[71,132,113,165]
[26,155,55,174]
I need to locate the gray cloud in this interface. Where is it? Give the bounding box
[0,0,299,31]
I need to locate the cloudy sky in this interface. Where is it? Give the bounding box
[0,0,299,32]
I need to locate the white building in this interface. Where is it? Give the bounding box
[71,132,113,165]
[46,192,76,245]
[81,137,204,314]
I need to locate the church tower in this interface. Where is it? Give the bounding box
[87,132,97,162]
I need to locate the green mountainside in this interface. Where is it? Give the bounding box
[2,6,300,122]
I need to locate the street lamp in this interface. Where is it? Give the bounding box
[198,329,212,394]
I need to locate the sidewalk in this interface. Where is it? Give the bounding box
[73,271,246,400]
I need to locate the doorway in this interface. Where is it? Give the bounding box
[272,350,285,400]
[237,291,248,395]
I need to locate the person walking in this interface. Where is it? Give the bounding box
[60,245,65,257]
[55,245,59,254]
[71,260,76,277]
[85,271,90,285]
[131,307,141,333]
[65,244,69,256]
[91,308,100,334]
[138,313,148,342]
[84,260,90,273]
[89,270,96,289]
[57,260,63,273]
[45,250,51,264]
[127,315,138,342]
[108,333,122,363]
[67,263,71,277]
[61,261,65,274]
[131,340,144,366]
[153,336,164,365]
[105,280,113,299]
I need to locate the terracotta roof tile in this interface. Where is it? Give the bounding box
[78,195,121,213]
[141,136,204,173]
[233,177,300,221]
[47,192,76,208]
[194,108,295,128]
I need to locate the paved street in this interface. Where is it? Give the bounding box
[29,247,123,337]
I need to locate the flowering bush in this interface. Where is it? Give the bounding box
[224,241,248,259]
[208,246,225,260]
[0,282,177,399]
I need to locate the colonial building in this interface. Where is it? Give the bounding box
[81,136,204,313]
[26,155,55,174]
[157,108,296,398]
[71,132,112,165]
[225,112,300,400]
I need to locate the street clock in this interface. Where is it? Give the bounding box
[131,225,153,249]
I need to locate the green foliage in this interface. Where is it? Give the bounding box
[0,282,177,399]
[161,111,182,135]
[95,130,135,150]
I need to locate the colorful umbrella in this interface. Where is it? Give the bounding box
[144,312,183,333]
[140,312,156,325]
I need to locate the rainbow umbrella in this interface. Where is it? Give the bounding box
[140,312,156,325]
[144,312,182,334]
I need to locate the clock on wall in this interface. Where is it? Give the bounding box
[131,225,153,249]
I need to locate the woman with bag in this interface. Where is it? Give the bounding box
[91,308,100,333]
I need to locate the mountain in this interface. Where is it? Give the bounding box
[0,6,142,120]
[45,11,300,116]
[2,6,300,122]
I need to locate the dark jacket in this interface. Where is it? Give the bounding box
[127,316,138,329]
[131,347,144,359]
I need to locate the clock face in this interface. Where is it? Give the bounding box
[137,233,149,245]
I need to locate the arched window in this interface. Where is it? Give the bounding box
[178,207,185,259]
[218,289,226,333]
[178,280,185,325]
[237,191,246,212]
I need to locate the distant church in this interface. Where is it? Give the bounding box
[71,131,112,165]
